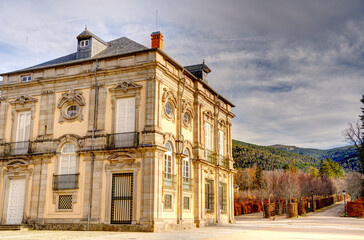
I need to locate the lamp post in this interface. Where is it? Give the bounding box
[311,190,314,212]
[343,190,347,217]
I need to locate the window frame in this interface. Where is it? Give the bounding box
[205,179,214,212]
[80,39,89,48]
[183,149,190,179]
[164,194,173,211]
[21,75,32,82]
[164,141,173,178]
[59,143,77,175]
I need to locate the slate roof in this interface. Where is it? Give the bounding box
[24,37,148,71]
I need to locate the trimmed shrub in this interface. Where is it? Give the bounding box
[263,203,275,218]
[347,199,364,217]
[287,202,298,218]
[298,201,306,215]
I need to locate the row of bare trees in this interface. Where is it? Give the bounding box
[235,167,347,205]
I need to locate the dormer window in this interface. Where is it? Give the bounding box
[80,40,89,48]
[21,75,31,82]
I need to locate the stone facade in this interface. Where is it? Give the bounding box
[0,29,235,232]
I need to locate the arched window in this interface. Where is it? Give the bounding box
[60,143,77,174]
[183,149,190,180]
[164,142,173,179]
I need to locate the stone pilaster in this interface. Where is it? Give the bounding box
[0,97,8,143]
[87,84,106,135]
[143,76,160,136]
[29,160,48,224]
[37,90,55,140]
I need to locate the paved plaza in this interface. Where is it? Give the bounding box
[0,202,363,240]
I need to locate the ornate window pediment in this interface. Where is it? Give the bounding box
[218,119,226,129]
[182,100,194,130]
[57,90,86,123]
[109,80,142,93]
[4,159,32,175]
[9,95,38,105]
[162,88,177,122]
[203,110,214,124]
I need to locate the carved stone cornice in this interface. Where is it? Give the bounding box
[105,159,141,171]
[4,159,33,176]
[41,90,54,95]
[109,80,142,92]
[108,152,135,162]
[9,95,38,105]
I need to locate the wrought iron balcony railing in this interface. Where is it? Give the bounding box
[182,177,193,191]
[7,141,32,155]
[53,173,79,190]
[205,149,217,165]
[219,155,229,169]
[107,132,139,149]
[163,172,177,189]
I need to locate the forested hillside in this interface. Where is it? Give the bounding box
[270,145,360,171]
[233,140,320,171]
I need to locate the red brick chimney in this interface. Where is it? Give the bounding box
[151,31,164,50]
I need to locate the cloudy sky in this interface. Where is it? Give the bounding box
[1,0,363,149]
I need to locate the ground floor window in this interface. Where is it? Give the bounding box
[205,179,214,212]
[219,183,227,212]
[58,195,73,210]
[183,196,190,210]
[164,194,172,210]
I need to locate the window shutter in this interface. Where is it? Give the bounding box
[116,98,135,133]
[205,123,211,150]
[16,111,31,142]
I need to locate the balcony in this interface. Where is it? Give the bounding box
[205,149,217,165]
[219,155,229,169]
[7,141,32,155]
[163,172,177,189]
[53,173,79,190]
[107,132,139,149]
[182,177,193,191]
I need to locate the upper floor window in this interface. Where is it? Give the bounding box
[183,149,190,179]
[80,40,89,48]
[219,130,224,156]
[116,97,135,133]
[21,75,31,82]
[205,122,211,150]
[60,143,77,174]
[66,105,79,118]
[164,141,173,178]
[205,179,214,211]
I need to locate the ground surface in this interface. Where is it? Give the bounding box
[0,202,363,240]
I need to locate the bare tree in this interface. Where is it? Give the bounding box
[344,121,363,150]
[345,172,364,201]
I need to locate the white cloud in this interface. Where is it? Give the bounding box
[0,0,363,149]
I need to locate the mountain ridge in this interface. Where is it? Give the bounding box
[269,144,360,171]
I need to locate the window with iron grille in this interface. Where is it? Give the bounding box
[183,196,190,210]
[164,194,172,210]
[205,179,214,212]
[58,195,72,210]
[219,183,227,212]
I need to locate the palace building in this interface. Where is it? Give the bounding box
[0,28,235,231]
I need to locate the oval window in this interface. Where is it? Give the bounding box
[165,102,172,116]
[183,113,190,125]
[66,105,79,117]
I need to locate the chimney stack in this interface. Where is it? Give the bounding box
[151,31,164,50]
